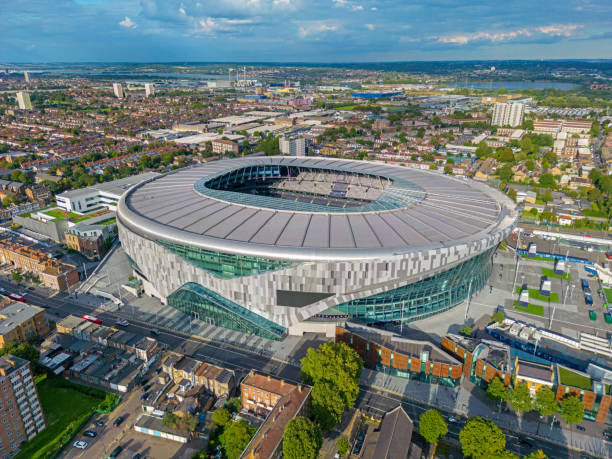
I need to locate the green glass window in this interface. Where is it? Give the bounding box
[158,240,293,278]
[167,282,286,341]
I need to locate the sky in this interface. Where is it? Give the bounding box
[1,0,612,62]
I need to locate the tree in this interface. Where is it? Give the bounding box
[219,421,257,459]
[560,395,584,426]
[300,342,363,431]
[459,325,472,337]
[492,311,505,324]
[475,141,493,159]
[507,188,517,202]
[507,383,533,416]
[534,388,559,417]
[496,147,514,163]
[211,407,231,427]
[336,435,350,457]
[498,164,513,182]
[162,412,178,428]
[282,417,322,459]
[524,450,548,459]
[11,271,23,283]
[486,377,508,402]
[0,342,41,373]
[443,165,453,175]
[178,413,198,432]
[459,417,506,458]
[539,173,556,188]
[225,397,242,413]
[540,190,553,203]
[419,409,448,456]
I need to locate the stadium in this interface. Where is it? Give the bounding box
[117,157,518,340]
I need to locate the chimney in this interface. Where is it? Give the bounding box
[267,375,271,382]
[298,385,302,393]
[280,379,285,387]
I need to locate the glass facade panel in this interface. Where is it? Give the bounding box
[159,240,293,278]
[330,249,494,324]
[167,282,287,340]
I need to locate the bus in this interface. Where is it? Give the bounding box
[8,293,25,302]
[81,315,102,325]
[581,279,590,292]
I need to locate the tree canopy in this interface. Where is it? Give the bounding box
[534,388,559,417]
[559,396,584,426]
[219,421,257,459]
[524,450,548,459]
[282,416,323,459]
[486,377,508,402]
[507,383,533,415]
[419,409,448,445]
[300,342,363,431]
[211,407,231,427]
[0,342,41,374]
[336,435,351,457]
[459,417,507,458]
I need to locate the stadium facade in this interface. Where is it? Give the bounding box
[117,157,518,340]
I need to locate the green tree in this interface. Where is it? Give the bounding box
[336,435,350,457]
[211,407,231,427]
[507,383,533,416]
[11,271,23,283]
[540,190,553,203]
[492,311,505,323]
[162,412,178,428]
[486,377,508,402]
[225,397,242,413]
[475,141,493,159]
[300,342,363,431]
[459,417,506,458]
[539,173,556,188]
[524,450,548,459]
[0,342,40,373]
[419,409,448,456]
[559,396,584,426]
[282,417,322,459]
[534,388,559,417]
[444,165,453,175]
[219,421,257,459]
[496,147,515,163]
[498,164,513,182]
[507,188,517,202]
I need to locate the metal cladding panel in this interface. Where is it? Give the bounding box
[169,202,228,231]
[410,208,467,239]
[378,213,430,247]
[249,212,292,245]
[276,214,311,247]
[329,215,356,249]
[394,209,443,243]
[204,207,258,238]
[185,205,243,235]
[129,191,187,211]
[364,214,406,248]
[226,210,275,242]
[153,200,218,224]
[347,215,381,249]
[303,214,330,248]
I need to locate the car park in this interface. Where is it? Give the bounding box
[74,441,88,449]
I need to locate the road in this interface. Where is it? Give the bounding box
[5,279,608,459]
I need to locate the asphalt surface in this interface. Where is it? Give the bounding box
[3,279,607,459]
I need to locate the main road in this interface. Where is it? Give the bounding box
[5,280,606,459]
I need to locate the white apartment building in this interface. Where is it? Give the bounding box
[492,102,525,127]
[15,92,32,110]
[113,83,124,99]
[144,83,155,97]
[279,136,306,156]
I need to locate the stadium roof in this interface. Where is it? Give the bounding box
[117,157,517,261]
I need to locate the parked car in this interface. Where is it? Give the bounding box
[603,430,612,441]
[143,383,153,392]
[448,416,459,423]
[73,441,88,449]
[576,425,586,431]
[94,419,104,427]
[109,445,123,458]
[132,454,142,459]
[517,436,534,447]
[83,430,96,438]
[113,416,125,427]
[140,392,149,401]
[116,319,129,327]
[150,328,160,336]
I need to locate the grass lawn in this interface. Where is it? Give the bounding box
[515,286,559,303]
[604,288,612,304]
[513,301,545,316]
[542,267,571,281]
[337,105,356,110]
[16,375,116,459]
[43,209,81,221]
[558,366,592,390]
[100,217,117,226]
[520,254,553,263]
[71,214,94,223]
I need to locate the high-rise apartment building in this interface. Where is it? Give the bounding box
[144,83,155,97]
[23,72,30,84]
[112,83,124,99]
[279,136,306,156]
[0,356,45,457]
[492,102,525,127]
[15,92,32,110]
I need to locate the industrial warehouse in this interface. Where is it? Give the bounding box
[117,157,518,340]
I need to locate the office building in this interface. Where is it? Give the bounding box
[492,102,525,127]
[15,92,32,110]
[117,157,517,340]
[211,139,239,155]
[0,355,46,456]
[112,83,124,99]
[0,303,49,348]
[144,83,155,97]
[279,136,306,156]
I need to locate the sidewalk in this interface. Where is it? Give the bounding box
[361,370,612,458]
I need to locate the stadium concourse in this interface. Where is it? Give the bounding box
[117,157,518,340]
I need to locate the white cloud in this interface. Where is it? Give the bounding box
[370,6,377,10]
[297,20,339,38]
[352,5,363,11]
[196,16,254,35]
[119,16,136,28]
[437,24,582,45]
[365,23,375,30]
[179,7,186,15]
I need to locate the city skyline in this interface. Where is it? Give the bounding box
[2,0,612,62]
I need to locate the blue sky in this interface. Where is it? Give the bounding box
[1,0,612,62]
